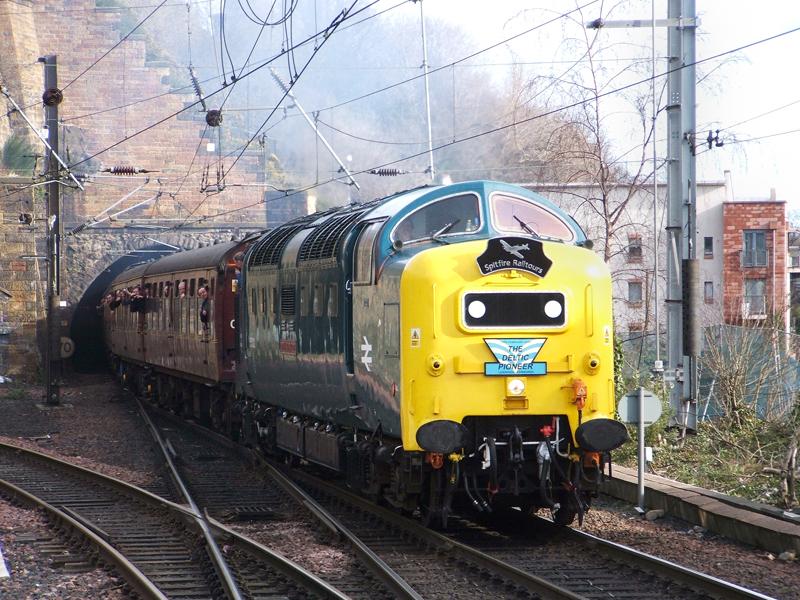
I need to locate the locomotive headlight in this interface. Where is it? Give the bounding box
[467,300,486,319]
[507,378,526,396]
[544,299,563,319]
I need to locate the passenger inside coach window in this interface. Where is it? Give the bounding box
[178,280,187,298]
[199,285,210,330]
[233,252,244,293]
[130,285,145,313]
[109,290,122,311]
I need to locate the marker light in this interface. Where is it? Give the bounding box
[507,378,526,396]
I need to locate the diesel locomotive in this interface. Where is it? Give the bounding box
[103,180,628,527]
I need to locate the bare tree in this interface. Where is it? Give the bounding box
[699,300,800,507]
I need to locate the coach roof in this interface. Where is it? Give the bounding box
[141,241,242,277]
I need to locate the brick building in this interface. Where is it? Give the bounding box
[721,194,789,327]
[524,175,796,363]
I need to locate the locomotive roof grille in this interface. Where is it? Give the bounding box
[249,223,307,267]
[297,209,368,262]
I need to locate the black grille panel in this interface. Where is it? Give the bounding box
[298,210,366,262]
[250,224,305,267]
[463,292,565,327]
[281,286,296,315]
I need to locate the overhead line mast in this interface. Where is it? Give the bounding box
[588,0,699,433]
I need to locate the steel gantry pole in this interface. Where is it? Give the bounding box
[418,0,435,180]
[42,54,63,406]
[665,0,698,433]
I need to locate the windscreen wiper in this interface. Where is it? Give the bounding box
[513,215,538,237]
[431,219,460,244]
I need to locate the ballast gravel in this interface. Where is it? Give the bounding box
[0,372,798,599]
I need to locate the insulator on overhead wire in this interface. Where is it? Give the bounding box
[269,68,290,94]
[103,166,152,175]
[189,67,207,111]
[369,168,407,177]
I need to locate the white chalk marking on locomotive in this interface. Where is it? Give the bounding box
[360,336,373,371]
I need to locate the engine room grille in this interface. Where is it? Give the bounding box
[280,286,296,315]
[249,224,305,267]
[463,291,566,328]
[298,210,367,262]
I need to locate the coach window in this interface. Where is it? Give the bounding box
[271,287,278,316]
[353,221,384,285]
[260,288,267,325]
[189,286,196,334]
[490,193,575,241]
[210,277,215,296]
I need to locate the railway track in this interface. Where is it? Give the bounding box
[145,406,577,599]
[288,469,778,600]
[146,407,778,600]
[3,397,776,600]
[0,440,349,599]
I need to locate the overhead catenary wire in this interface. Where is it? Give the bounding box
[64,0,385,172]
[10,2,792,226]
[62,0,170,92]
[168,0,362,232]
[54,0,596,209]
[163,23,800,230]
[58,0,380,176]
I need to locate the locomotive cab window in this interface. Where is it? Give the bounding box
[353,221,384,285]
[490,193,575,241]
[392,193,480,245]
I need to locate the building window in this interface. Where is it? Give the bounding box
[628,280,643,303]
[742,230,768,267]
[628,322,644,338]
[704,281,714,304]
[743,278,766,316]
[627,235,642,262]
[704,236,713,258]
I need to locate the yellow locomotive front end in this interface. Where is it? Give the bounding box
[399,236,627,525]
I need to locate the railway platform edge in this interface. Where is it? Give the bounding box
[601,465,800,555]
